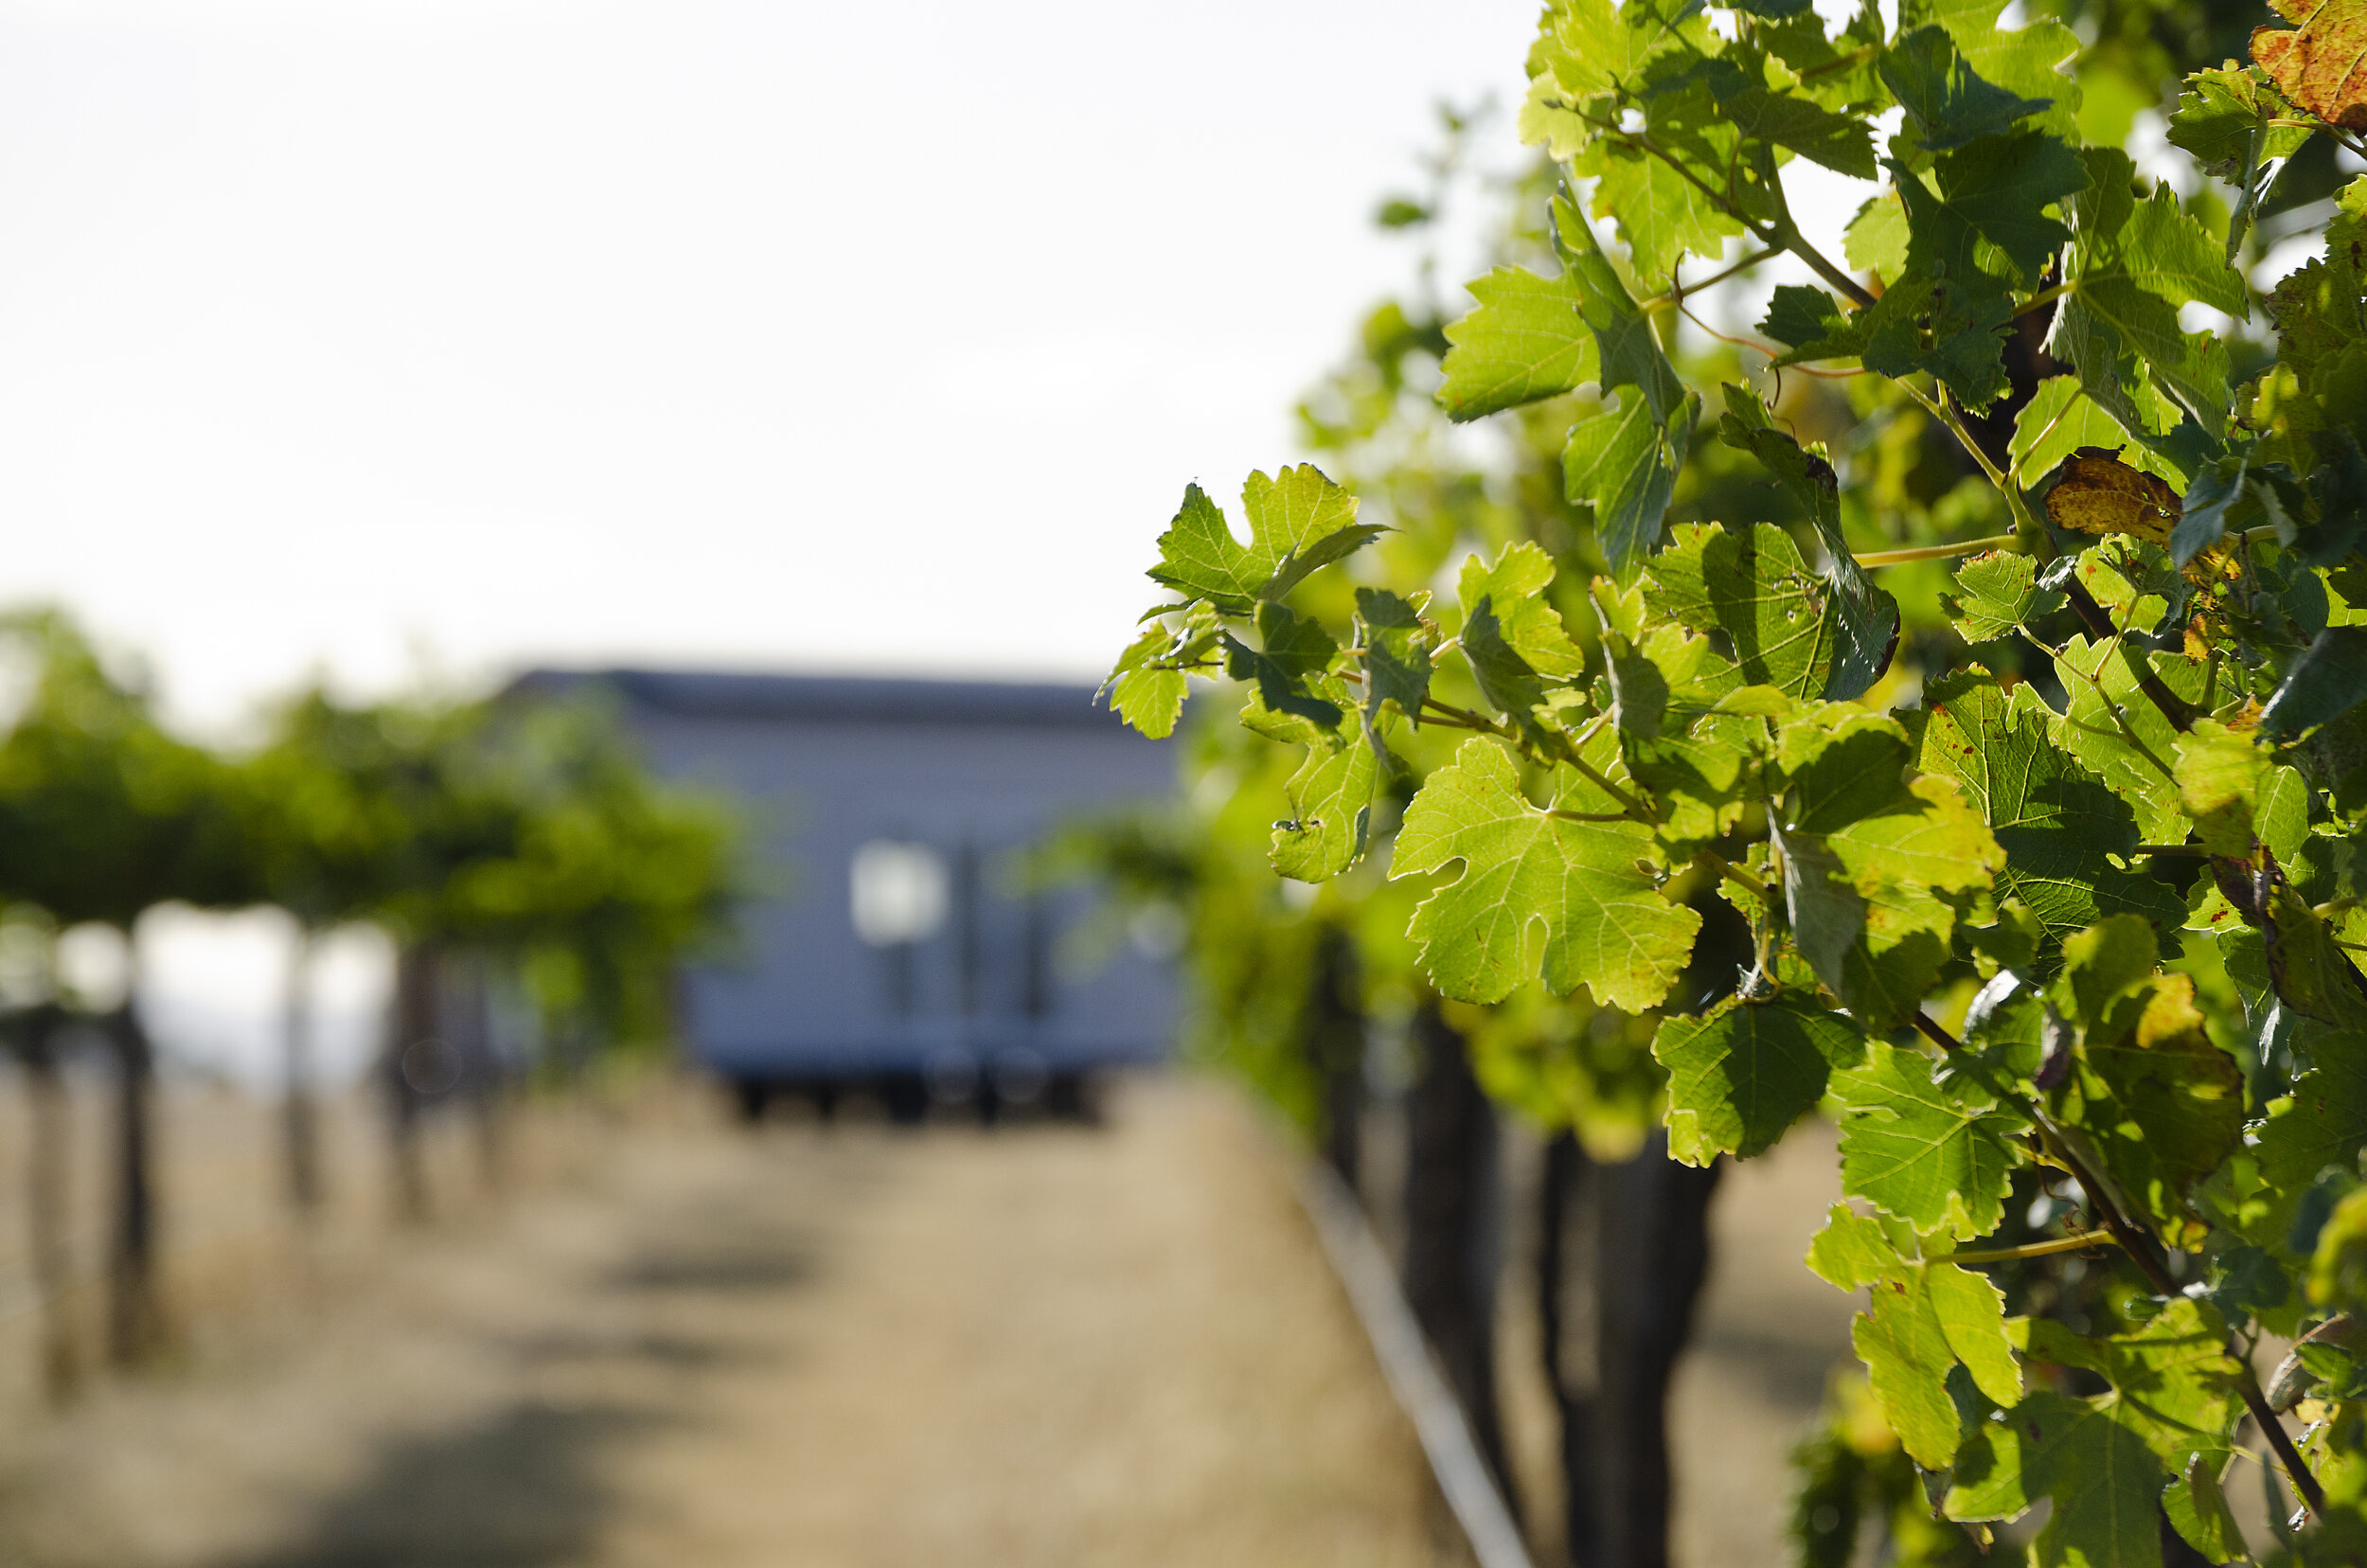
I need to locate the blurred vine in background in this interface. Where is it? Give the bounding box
[0,613,739,1395]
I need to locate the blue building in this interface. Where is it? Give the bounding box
[516,669,1180,1116]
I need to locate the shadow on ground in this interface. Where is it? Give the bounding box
[229,1215,822,1568]
[235,1401,667,1568]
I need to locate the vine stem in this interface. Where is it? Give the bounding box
[1643,245,1780,311]
[1854,533,2022,567]
[1697,848,1768,900]
[1897,379,2047,547]
[1940,1230,2115,1263]
[1562,104,1875,312]
[2011,280,2072,320]
[1907,1011,2329,1518]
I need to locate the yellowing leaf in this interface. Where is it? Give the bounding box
[2044,454,2182,546]
[2253,0,2367,131]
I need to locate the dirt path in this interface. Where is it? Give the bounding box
[0,1078,1855,1568]
[0,1079,1452,1568]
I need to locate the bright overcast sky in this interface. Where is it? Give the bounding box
[0,0,1540,736]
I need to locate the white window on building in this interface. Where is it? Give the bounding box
[848,840,949,949]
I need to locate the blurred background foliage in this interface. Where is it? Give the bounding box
[0,602,742,1378]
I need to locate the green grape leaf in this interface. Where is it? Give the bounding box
[2266,175,2367,387]
[1946,552,2066,643]
[1553,191,1696,571]
[1780,709,1921,832]
[1945,1389,2167,1568]
[1522,0,1633,105]
[1393,738,1700,1009]
[1460,543,1588,681]
[1860,272,2015,412]
[1856,1273,1968,1467]
[1717,388,1900,701]
[1761,284,1860,363]
[2048,633,2202,846]
[2073,536,2191,633]
[2265,878,2367,1031]
[2259,765,2312,866]
[2009,377,2184,489]
[2167,66,2309,262]
[1227,603,1355,747]
[1879,25,2054,152]
[1928,1262,2026,1407]
[1920,668,2183,945]
[2115,185,2251,318]
[1521,0,1685,157]
[2020,1300,2246,1473]
[1148,469,1383,615]
[1272,739,1376,882]
[2059,970,2246,1244]
[1565,395,1690,574]
[1773,818,1869,1002]
[1438,265,1599,421]
[1463,598,1551,722]
[1846,189,1912,280]
[1891,131,2086,292]
[1555,193,1686,427]
[1773,709,1999,1029]
[1828,775,2002,898]
[1655,993,1868,1165]
[2055,914,2161,1030]
[2262,624,2367,741]
[1834,1040,2030,1239]
[1807,1203,1902,1291]
[2055,282,2230,436]
[1771,712,1998,1029]
[1903,0,2083,141]
[1461,599,1548,723]
[2166,63,2309,180]
[1763,1,1885,106]
[1725,85,1878,179]
[1645,524,1838,699]
[1854,1258,2022,1467]
[2172,721,2265,856]
[1622,706,1765,848]
[1834,844,1992,1033]
[2052,156,2240,435]
[1582,143,1744,286]
[1104,624,1192,739]
[1459,544,1586,723]
[2255,1034,2367,1185]
[1355,588,1438,729]
[2164,1452,2246,1564]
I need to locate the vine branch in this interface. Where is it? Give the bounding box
[1909,1012,2328,1518]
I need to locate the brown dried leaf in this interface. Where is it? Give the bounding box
[2253,0,2367,131]
[2043,452,2183,546]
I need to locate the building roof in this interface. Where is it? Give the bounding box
[509,668,1137,733]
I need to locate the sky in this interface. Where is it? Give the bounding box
[0,0,1544,739]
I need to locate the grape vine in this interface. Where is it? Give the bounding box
[1107,0,2367,1559]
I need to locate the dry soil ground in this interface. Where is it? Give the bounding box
[0,1077,1853,1568]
